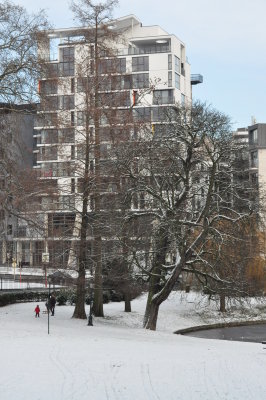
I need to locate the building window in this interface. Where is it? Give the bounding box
[153,90,174,105]
[110,75,131,90]
[132,73,149,89]
[181,94,185,105]
[77,77,89,93]
[71,178,75,193]
[71,145,75,160]
[175,73,180,90]
[249,129,258,144]
[168,54,172,70]
[132,56,149,72]
[41,129,58,144]
[89,127,94,140]
[71,78,75,93]
[175,56,180,73]
[71,111,75,126]
[59,62,75,77]
[40,80,58,94]
[77,111,87,126]
[99,58,126,74]
[250,151,258,168]
[63,95,74,110]
[59,129,75,143]
[168,71,172,87]
[250,172,258,185]
[60,46,74,62]
[7,225,12,235]
[55,95,74,110]
[152,107,169,122]
[132,107,151,122]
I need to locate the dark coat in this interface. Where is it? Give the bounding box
[50,296,56,307]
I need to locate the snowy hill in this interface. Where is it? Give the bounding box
[0,291,266,399]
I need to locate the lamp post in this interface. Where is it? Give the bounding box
[88,282,94,326]
[6,252,10,273]
[47,277,51,334]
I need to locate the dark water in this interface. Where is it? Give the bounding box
[184,324,266,343]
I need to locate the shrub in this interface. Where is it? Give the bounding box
[0,290,54,307]
[56,292,68,306]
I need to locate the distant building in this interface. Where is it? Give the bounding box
[248,123,266,188]
[0,104,35,267]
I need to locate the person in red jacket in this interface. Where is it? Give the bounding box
[35,304,40,318]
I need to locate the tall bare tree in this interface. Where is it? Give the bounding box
[116,101,258,330]
[70,0,129,318]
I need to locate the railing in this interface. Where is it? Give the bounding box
[45,44,171,63]
[191,74,203,85]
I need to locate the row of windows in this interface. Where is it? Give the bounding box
[40,162,74,178]
[76,73,150,92]
[42,52,183,96]
[42,95,75,111]
[37,129,75,144]
[153,90,174,105]
[44,55,149,81]
[45,51,185,86]
[42,62,75,78]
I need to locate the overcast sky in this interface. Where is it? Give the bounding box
[16,0,266,129]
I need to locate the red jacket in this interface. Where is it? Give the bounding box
[35,306,40,313]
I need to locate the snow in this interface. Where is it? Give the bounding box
[1,292,266,399]
[0,280,48,290]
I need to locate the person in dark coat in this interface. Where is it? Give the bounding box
[50,294,56,316]
[35,305,40,317]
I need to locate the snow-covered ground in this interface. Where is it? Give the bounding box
[0,280,47,289]
[1,292,266,400]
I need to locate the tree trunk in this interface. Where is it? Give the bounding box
[143,231,168,326]
[219,294,226,312]
[92,27,104,317]
[143,271,161,327]
[124,291,131,312]
[144,301,160,330]
[93,234,104,317]
[72,270,87,319]
[73,98,90,320]
[145,256,184,330]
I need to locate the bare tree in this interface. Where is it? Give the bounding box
[193,217,262,312]
[0,0,49,104]
[69,0,129,318]
[116,101,258,330]
[0,105,52,269]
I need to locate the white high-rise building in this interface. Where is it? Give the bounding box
[19,15,202,268]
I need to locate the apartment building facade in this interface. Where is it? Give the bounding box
[13,15,198,269]
[248,124,266,187]
[0,104,35,267]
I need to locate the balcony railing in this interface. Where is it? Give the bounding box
[191,74,203,85]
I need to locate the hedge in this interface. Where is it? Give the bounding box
[0,290,60,307]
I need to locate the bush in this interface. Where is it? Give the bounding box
[109,290,124,302]
[56,292,68,306]
[0,290,53,307]
[69,292,77,305]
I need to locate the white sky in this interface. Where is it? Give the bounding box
[16,0,266,128]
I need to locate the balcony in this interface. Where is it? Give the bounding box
[191,74,203,85]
